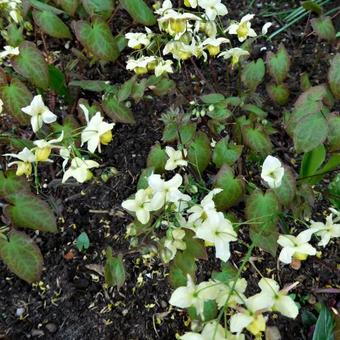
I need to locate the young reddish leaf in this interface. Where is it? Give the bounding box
[73,18,119,62]
[266,83,290,105]
[0,230,43,284]
[328,53,340,100]
[311,16,336,42]
[11,41,49,89]
[241,58,265,91]
[273,166,296,206]
[242,126,273,156]
[4,193,58,233]
[0,78,31,125]
[266,44,290,84]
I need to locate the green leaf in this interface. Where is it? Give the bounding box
[328,53,340,100]
[6,23,24,46]
[293,112,328,153]
[300,144,326,178]
[104,248,126,289]
[266,83,290,105]
[4,193,57,233]
[241,58,265,91]
[120,0,156,25]
[53,0,80,16]
[76,231,90,251]
[113,35,128,53]
[0,230,43,284]
[206,103,232,121]
[69,79,110,92]
[266,44,290,83]
[117,76,136,102]
[0,78,32,125]
[187,132,211,175]
[102,95,135,124]
[146,143,167,174]
[328,174,340,209]
[48,65,69,98]
[73,18,119,62]
[302,1,323,15]
[312,304,335,340]
[11,41,49,89]
[201,93,225,104]
[242,126,273,156]
[82,0,114,19]
[246,190,281,256]
[212,137,243,168]
[310,154,340,185]
[0,171,30,198]
[328,115,340,151]
[137,167,154,190]
[169,264,187,287]
[147,75,175,96]
[300,72,312,91]
[179,123,197,144]
[311,16,336,42]
[29,0,64,14]
[212,262,238,282]
[183,231,207,260]
[242,104,267,118]
[213,165,245,210]
[188,300,218,322]
[172,250,197,281]
[33,10,71,39]
[273,166,296,206]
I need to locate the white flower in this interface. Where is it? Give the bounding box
[0,99,3,113]
[59,146,71,170]
[329,208,340,222]
[122,188,153,224]
[180,321,243,340]
[187,188,222,226]
[163,228,186,262]
[165,146,187,171]
[249,278,299,318]
[227,14,257,42]
[230,298,266,336]
[277,232,317,264]
[261,155,284,189]
[198,0,228,21]
[154,0,172,15]
[195,211,237,262]
[262,22,273,35]
[308,212,340,247]
[169,276,219,317]
[184,0,198,8]
[215,278,247,309]
[33,131,64,162]
[155,59,173,77]
[148,173,190,210]
[0,45,20,60]
[163,39,206,61]
[21,95,57,133]
[80,104,115,153]
[126,56,157,75]
[219,48,249,65]
[62,157,99,183]
[125,28,153,49]
[3,147,36,177]
[201,37,230,57]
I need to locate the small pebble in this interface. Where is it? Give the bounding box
[16,307,25,317]
[45,323,57,333]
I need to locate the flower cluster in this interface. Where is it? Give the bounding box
[2,95,115,184]
[0,0,23,23]
[277,208,340,265]
[170,275,299,339]
[124,0,272,75]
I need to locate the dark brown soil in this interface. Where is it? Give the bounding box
[0,1,339,339]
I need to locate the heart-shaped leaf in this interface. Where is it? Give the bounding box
[311,16,336,42]
[73,18,119,62]
[273,166,296,206]
[11,41,49,89]
[102,95,135,124]
[266,83,290,105]
[120,0,156,25]
[266,44,290,84]
[4,193,57,233]
[242,126,273,156]
[246,190,281,256]
[82,0,114,19]
[187,132,211,175]
[241,58,265,91]
[33,10,72,39]
[212,137,243,168]
[0,171,30,198]
[213,165,245,210]
[0,78,32,125]
[29,0,64,14]
[0,230,43,284]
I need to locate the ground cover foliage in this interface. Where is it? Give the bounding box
[0,0,339,339]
